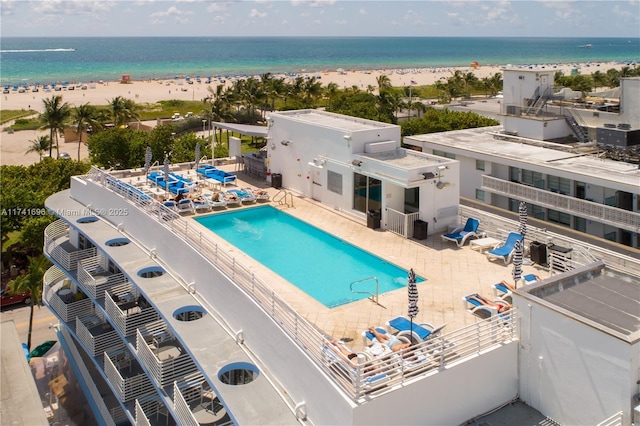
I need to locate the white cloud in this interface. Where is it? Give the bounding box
[1,0,16,16]
[291,0,336,7]
[31,0,118,17]
[403,9,424,26]
[249,8,267,18]
[359,8,367,15]
[207,2,230,13]
[151,5,192,18]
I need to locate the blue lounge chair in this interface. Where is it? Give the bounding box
[227,188,256,204]
[361,326,390,347]
[441,218,480,247]
[204,193,227,209]
[385,316,447,342]
[463,293,512,320]
[176,199,195,214]
[486,232,524,264]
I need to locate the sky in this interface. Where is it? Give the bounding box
[1,0,639,38]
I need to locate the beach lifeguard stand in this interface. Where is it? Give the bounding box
[120,74,132,84]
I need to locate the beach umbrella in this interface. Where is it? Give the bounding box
[512,239,523,288]
[144,146,152,176]
[518,201,527,237]
[163,156,170,195]
[407,268,419,341]
[195,142,201,170]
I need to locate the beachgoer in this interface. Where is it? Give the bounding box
[329,340,359,366]
[468,293,511,313]
[368,327,411,352]
[174,192,185,202]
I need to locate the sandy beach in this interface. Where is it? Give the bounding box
[0,61,630,166]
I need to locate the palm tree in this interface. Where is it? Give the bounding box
[7,256,51,351]
[25,135,51,160]
[41,95,71,158]
[71,103,99,161]
[108,96,140,127]
[591,70,608,91]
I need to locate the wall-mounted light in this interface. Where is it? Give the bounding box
[437,165,448,171]
[422,172,436,179]
[343,135,352,141]
[351,159,362,167]
[281,140,292,146]
[436,181,451,189]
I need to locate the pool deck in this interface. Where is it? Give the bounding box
[174,165,547,353]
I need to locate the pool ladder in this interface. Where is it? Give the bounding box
[350,276,384,308]
[273,189,294,208]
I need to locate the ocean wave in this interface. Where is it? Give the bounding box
[0,48,75,53]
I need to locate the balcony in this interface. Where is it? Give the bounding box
[482,175,640,233]
[136,328,200,389]
[104,349,155,403]
[45,219,97,271]
[75,316,122,357]
[77,255,129,299]
[104,287,160,337]
[43,266,94,324]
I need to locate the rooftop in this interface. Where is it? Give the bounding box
[275,109,397,132]
[406,126,640,191]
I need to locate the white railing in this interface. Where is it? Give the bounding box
[385,207,420,238]
[458,204,640,276]
[173,380,200,426]
[45,220,98,271]
[482,175,640,233]
[104,290,160,337]
[104,351,155,403]
[134,329,200,389]
[43,272,94,323]
[78,256,128,299]
[134,400,151,426]
[78,168,519,400]
[597,411,624,426]
[75,316,121,357]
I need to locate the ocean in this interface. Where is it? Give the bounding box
[1,37,638,85]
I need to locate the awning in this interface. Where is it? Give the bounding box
[211,122,268,138]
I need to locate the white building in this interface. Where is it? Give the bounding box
[266,110,460,237]
[406,74,640,248]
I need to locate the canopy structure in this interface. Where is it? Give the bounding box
[211,122,268,138]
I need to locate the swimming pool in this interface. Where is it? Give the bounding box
[195,205,422,308]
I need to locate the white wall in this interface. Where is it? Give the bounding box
[516,295,637,425]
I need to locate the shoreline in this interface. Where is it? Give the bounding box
[2,61,634,113]
[0,60,634,167]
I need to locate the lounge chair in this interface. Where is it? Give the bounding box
[322,341,389,391]
[385,316,447,343]
[204,192,227,209]
[175,199,195,214]
[191,196,212,213]
[245,187,270,202]
[441,218,480,247]
[361,326,391,347]
[463,293,512,319]
[485,232,524,264]
[219,191,241,207]
[227,188,256,204]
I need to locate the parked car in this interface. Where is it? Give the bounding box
[0,288,31,307]
[58,152,71,160]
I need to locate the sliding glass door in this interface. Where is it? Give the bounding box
[353,173,382,213]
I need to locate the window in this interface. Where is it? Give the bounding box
[548,175,571,195]
[475,189,485,201]
[327,170,342,195]
[475,160,485,171]
[547,209,571,227]
[574,217,586,232]
[432,150,455,159]
[509,167,519,182]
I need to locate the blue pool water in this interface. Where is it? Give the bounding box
[195,205,421,308]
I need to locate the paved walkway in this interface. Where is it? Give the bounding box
[187,165,547,352]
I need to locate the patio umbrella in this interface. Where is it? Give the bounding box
[518,201,527,237]
[163,156,170,196]
[512,239,523,288]
[407,268,419,340]
[144,146,152,176]
[195,142,201,170]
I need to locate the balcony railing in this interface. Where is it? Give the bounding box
[77,255,129,299]
[45,220,97,271]
[106,288,158,336]
[135,328,201,389]
[43,267,95,324]
[482,175,640,233]
[75,317,122,357]
[104,350,155,403]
